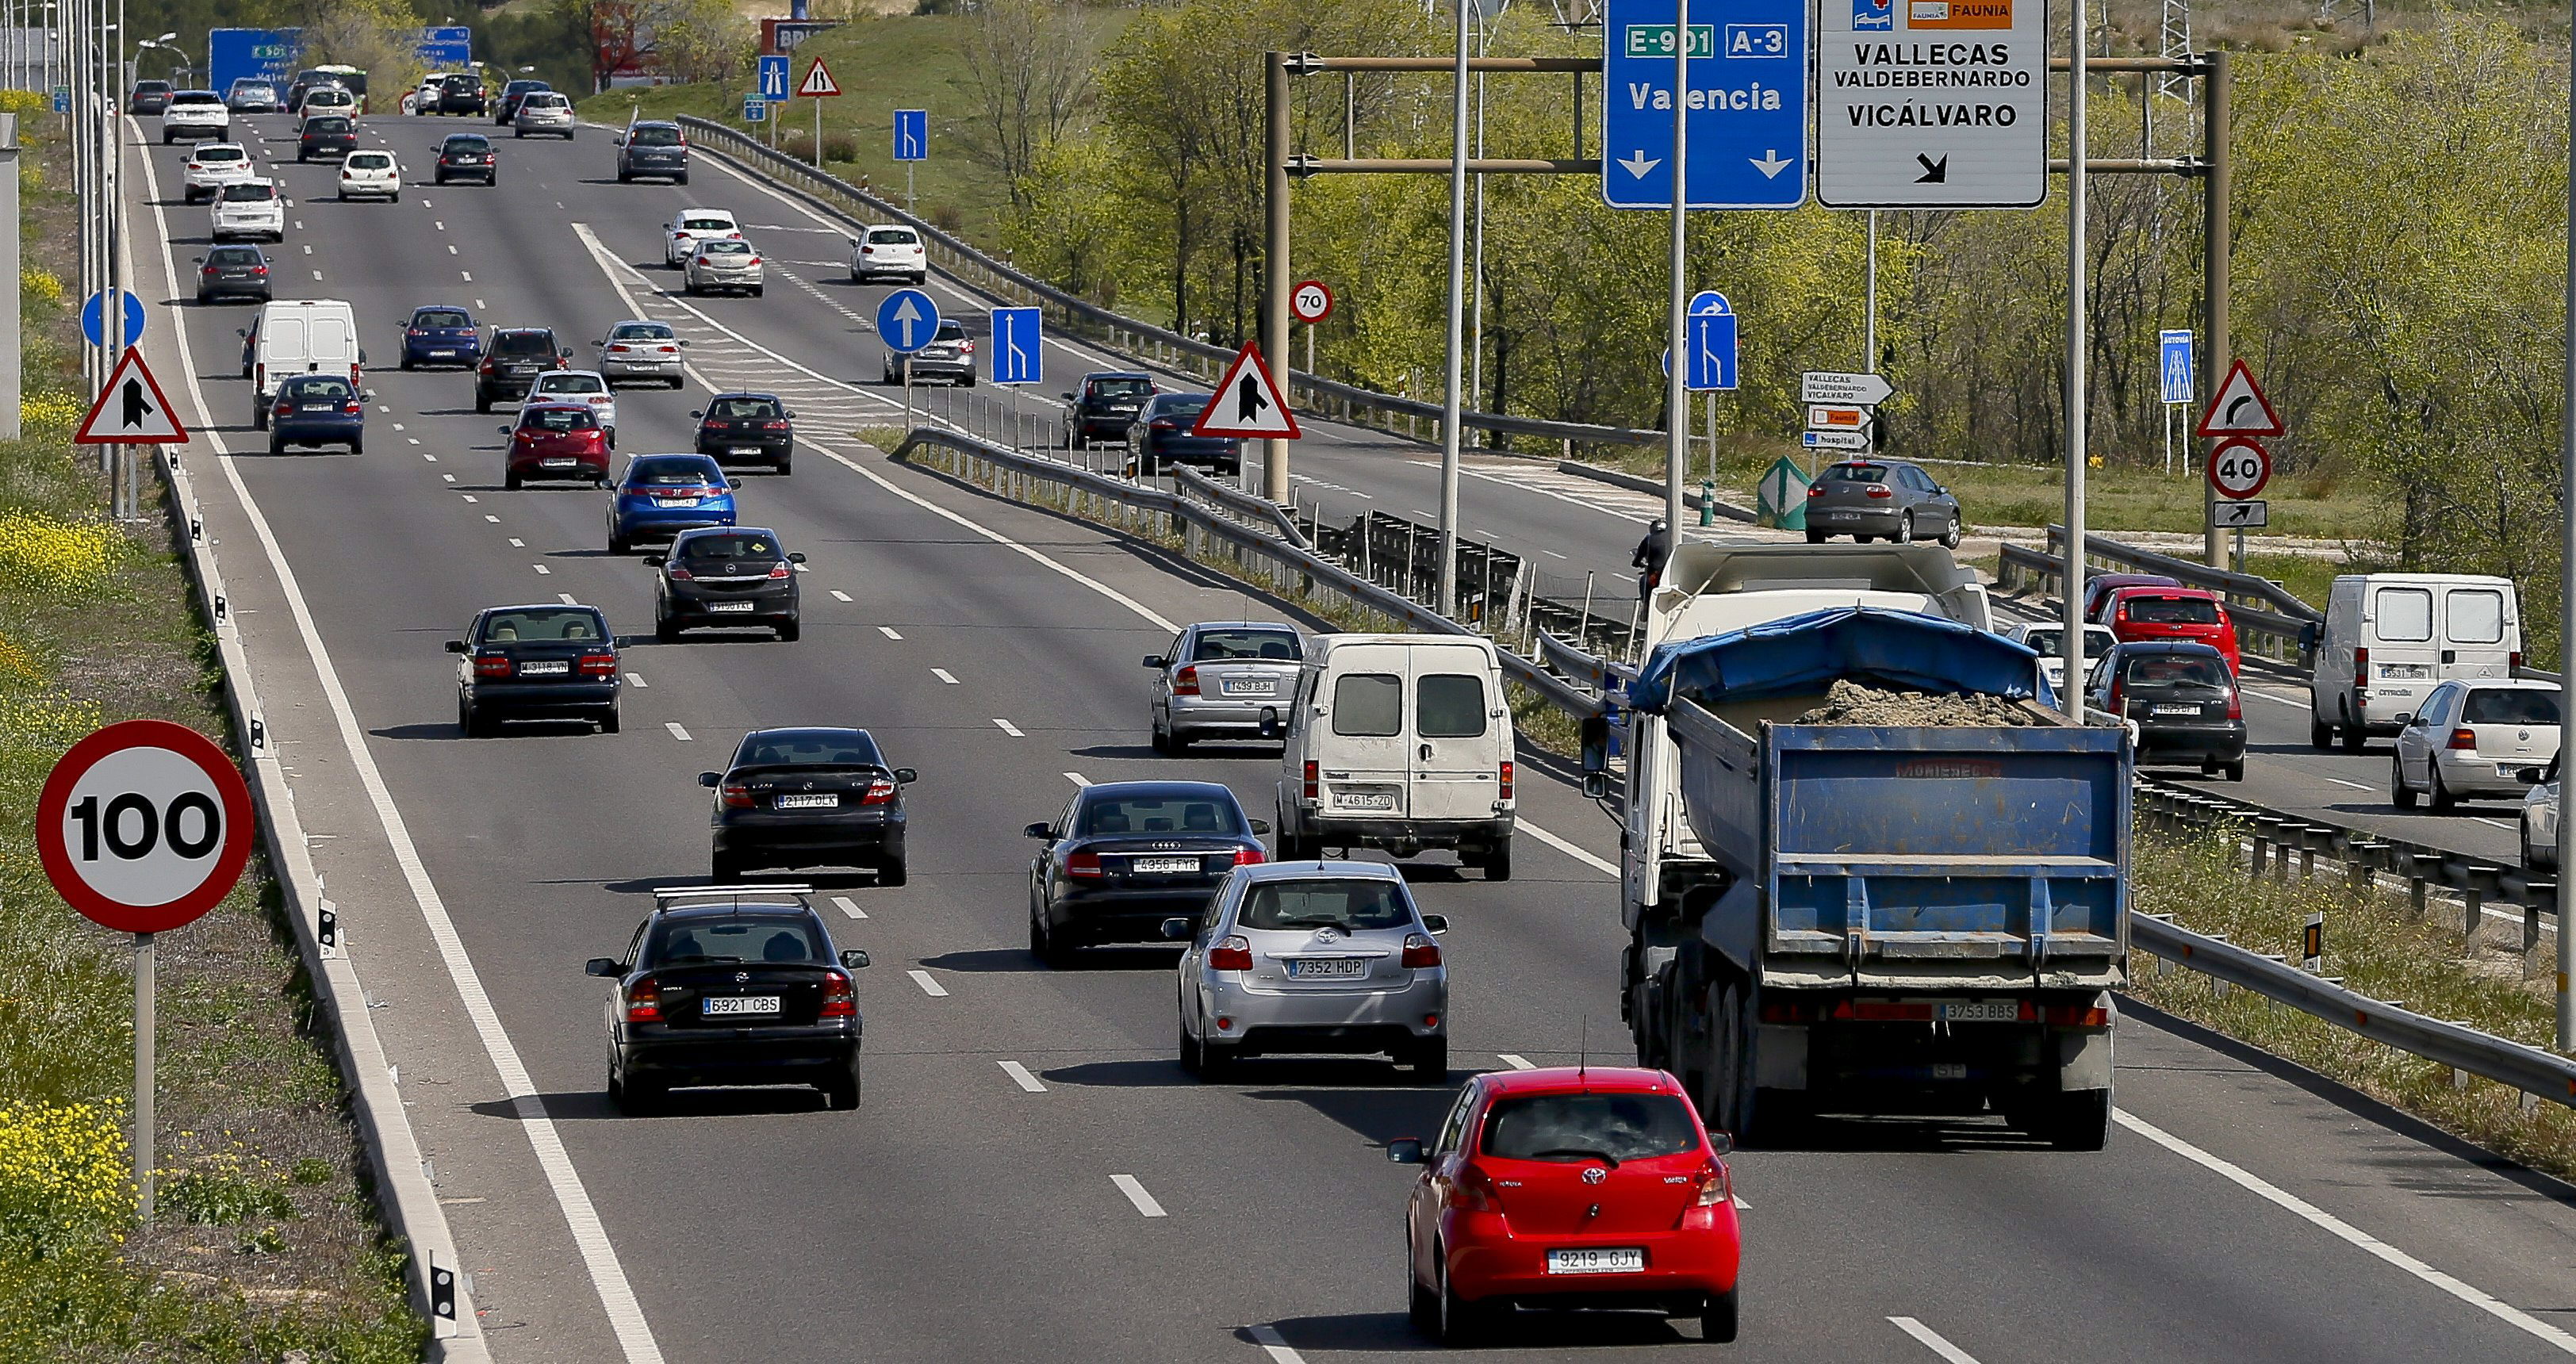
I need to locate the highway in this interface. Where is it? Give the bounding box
[127,113,2576,1362]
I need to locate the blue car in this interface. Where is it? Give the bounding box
[399,305,481,370]
[607,454,740,554]
[267,374,366,454]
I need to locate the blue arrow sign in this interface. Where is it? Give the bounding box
[876,288,939,354]
[757,55,791,102]
[991,307,1041,385]
[1687,290,1737,391]
[2159,328,2195,405]
[1600,0,1807,209]
[892,109,928,163]
[82,290,143,348]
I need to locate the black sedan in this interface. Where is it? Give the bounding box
[194,245,271,304]
[649,527,803,642]
[692,393,795,474]
[701,727,915,883]
[588,888,872,1113]
[1060,371,1156,446]
[1024,780,1269,966]
[446,603,622,736]
[432,132,497,185]
[296,113,356,161]
[2087,640,2245,780]
[1128,393,1241,477]
[129,81,172,115]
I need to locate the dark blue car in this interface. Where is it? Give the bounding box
[1126,393,1242,477]
[267,374,366,454]
[607,454,740,554]
[399,305,481,370]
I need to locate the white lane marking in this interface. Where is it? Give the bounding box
[484,515,500,523]
[999,1060,1047,1093]
[447,243,458,255]
[301,243,312,254]
[1497,1053,1535,1070]
[1543,550,1568,559]
[1110,1174,1167,1217]
[879,626,903,639]
[624,672,647,688]
[1521,819,1618,875]
[2114,1109,2576,1354]
[1064,772,1090,787]
[434,220,444,229]
[830,895,866,920]
[508,538,524,547]
[2328,778,2371,791]
[557,593,578,606]
[1245,1324,1305,1364]
[994,718,1024,737]
[440,472,456,483]
[2245,688,2307,708]
[664,722,692,741]
[532,564,550,575]
[906,968,948,998]
[474,298,487,310]
[461,494,477,503]
[830,589,852,602]
[311,270,322,280]
[134,144,666,1364]
[394,422,407,431]
[2474,818,2514,830]
[931,667,959,684]
[1890,1317,1983,1363]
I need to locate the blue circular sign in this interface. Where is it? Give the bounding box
[82,290,144,348]
[874,289,940,354]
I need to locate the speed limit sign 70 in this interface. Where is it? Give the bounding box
[2207,436,2271,500]
[1290,280,1333,325]
[37,719,254,933]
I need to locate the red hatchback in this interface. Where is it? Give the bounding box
[2104,585,2241,674]
[1393,1067,1740,1347]
[503,403,610,489]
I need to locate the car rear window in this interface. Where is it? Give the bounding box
[1076,794,1242,837]
[1088,377,1154,398]
[709,397,783,419]
[1481,1093,1700,1163]
[2124,596,2222,626]
[611,322,676,340]
[493,331,556,354]
[523,407,597,431]
[700,239,753,255]
[346,151,393,168]
[867,227,918,244]
[1156,396,1210,418]
[413,309,470,328]
[629,125,683,148]
[305,117,351,132]
[279,377,353,399]
[1821,462,1888,484]
[2449,589,2506,645]
[524,94,567,109]
[681,532,781,560]
[1416,674,1488,738]
[2123,654,2229,688]
[1236,878,1411,932]
[1192,629,1298,661]
[208,246,263,265]
[136,81,171,93]
[646,914,827,967]
[627,457,719,485]
[2375,588,2434,642]
[171,91,220,105]
[444,136,490,151]
[220,183,275,202]
[2463,689,2561,726]
[481,607,607,642]
[1332,673,1401,737]
[194,145,243,162]
[538,374,607,394]
[680,216,733,232]
[736,730,882,766]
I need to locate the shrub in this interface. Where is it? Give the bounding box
[0,511,120,596]
[17,391,83,434]
[19,266,59,310]
[0,1101,133,1256]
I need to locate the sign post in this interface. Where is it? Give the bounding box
[2159,328,2195,473]
[795,56,841,167]
[38,720,255,1224]
[892,109,928,213]
[1290,279,1332,376]
[2195,360,2282,573]
[876,288,940,428]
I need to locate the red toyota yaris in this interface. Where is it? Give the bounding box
[503,403,610,489]
[1393,1066,1741,1347]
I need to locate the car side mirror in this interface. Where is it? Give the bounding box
[585,957,621,978]
[1421,914,1450,935]
[696,771,720,787]
[444,639,468,653]
[1249,818,1271,835]
[788,552,807,564]
[559,350,572,360]
[1159,917,1194,941]
[2396,713,2414,726]
[838,948,870,970]
[642,554,665,567]
[1059,392,1075,401]
[1142,655,1165,669]
[678,339,691,347]
[728,478,743,489]
[1258,706,1282,738]
[1579,715,1610,775]
[893,768,918,784]
[191,255,204,263]
[1024,822,1054,840]
[688,410,703,420]
[1387,1138,1424,1164]
[1708,1132,1734,1156]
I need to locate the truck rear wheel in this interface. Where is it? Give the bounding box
[1482,837,1512,881]
[2034,1089,2111,1151]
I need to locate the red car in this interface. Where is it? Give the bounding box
[2104,585,2242,675]
[2080,573,2182,622]
[503,403,610,489]
[1392,1066,1739,1346]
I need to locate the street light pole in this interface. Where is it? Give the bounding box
[2557,9,2575,1052]
[1661,0,1690,548]
[1435,0,1472,618]
[2060,0,2089,721]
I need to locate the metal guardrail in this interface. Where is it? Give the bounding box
[676,118,1666,452]
[1166,464,1310,550]
[1995,529,2321,670]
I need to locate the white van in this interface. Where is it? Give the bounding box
[2310,573,2520,751]
[240,300,363,429]
[1267,634,1517,878]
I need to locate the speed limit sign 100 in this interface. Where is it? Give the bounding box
[37,719,254,934]
[1290,280,1333,325]
[2207,436,2271,500]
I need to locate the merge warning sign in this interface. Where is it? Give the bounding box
[1817,0,2048,208]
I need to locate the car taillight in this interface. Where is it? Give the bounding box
[667,568,694,580]
[2106,678,2126,714]
[1498,761,1514,800]
[349,363,363,383]
[578,653,617,677]
[2227,688,2243,721]
[1208,935,1253,971]
[624,975,660,1022]
[343,401,362,415]
[473,654,510,678]
[747,257,761,266]
[479,358,496,374]
[2449,727,2479,751]
[760,420,789,431]
[766,562,792,580]
[1451,1162,1502,1213]
[1401,933,1441,968]
[272,402,296,415]
[860,777,897,806]
[1151,420,1179,431]
[2021,1000,2111,1028]
[1172,665,1200,696]
[1232,846,1265,867]
[1303,760,1319,801]
[960,339,976,354]
[1806,482,1826,497]
[656,345,678,354]
[1865,485,1892,498]
[2355,646,2371,677]
[605,343,630,353]
[2511,649,2524,675]
[1693,1162,1731,1207]
[720,782,753,809]
[251,266,266,275]
[1067,851,1104,879]
[201,265,217,275]
[818,970,856,1018]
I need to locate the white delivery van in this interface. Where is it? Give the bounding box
[1266,634,1517,878]
[240,300,363,429]
[2310,573,2520,751]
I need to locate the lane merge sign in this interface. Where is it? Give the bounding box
[1600,0,1810,209]
[1194,342,1301,440]
[875,289,940,354]
[2206,435,2271,500]
[1800,370,1892,406]
[991,306,1041,385]
[2195,358,2283,438]
[75,350,189,446]
[38,719,252,934]
[797,57,841,98]
[1816,0,2049,208]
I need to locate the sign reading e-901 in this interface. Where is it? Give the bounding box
[1623,23,1715,57]
[37,720,254,935]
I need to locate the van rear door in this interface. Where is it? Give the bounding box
[259,311,308,393]
[2441,584,2516,680]
[2365,583,2441,713]
[1409,646,1504,822]
[1316,644,1410,819]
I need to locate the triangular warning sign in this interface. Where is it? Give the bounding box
[1192,342,1301,440]
[2195,359,2283,439]
[796,57,841,98]
[74,350,190,445]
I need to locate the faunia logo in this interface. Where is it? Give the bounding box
[1854,0,1895,29]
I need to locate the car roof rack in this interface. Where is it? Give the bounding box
[650,883,815,910]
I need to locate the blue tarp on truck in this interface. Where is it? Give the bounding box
[1627,605,2055,712]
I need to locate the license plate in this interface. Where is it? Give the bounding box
[1546,1247,1644,1275]
[429,348,454,357]
[1132,856,1198,874]
[2152,703,2199,715]
[1220,679,1277,696]
[1942,1000,2018,1023]
[702,995,780,1016]
[1336,791,1397,811]
[730,446,762,456]
[516,660,569,676]
[708,600,757,613]
[2381,665,2432,680]
[654,498,699,508]
[542,458,577,467]
[776,793,838,809]
[1286,956,1367,979]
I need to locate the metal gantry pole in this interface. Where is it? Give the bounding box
[2558,10,2575,1052]
[2060,0,2089,722]
[1434,9,1471,619]
[1263,52,1293,505]
[1467,11,1488,435]
[2202,51,2232,568]
[1661,0,1690,546]
[1863,209,1878,370]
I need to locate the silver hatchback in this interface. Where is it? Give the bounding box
[598,319,687,388]
[1168,860,1449,1082]
[1147,621,1303,753]
[684,239,765,297]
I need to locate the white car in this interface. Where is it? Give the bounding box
[337,150,401,201]
[303,85,358,116]
[159,90,230,144]
[210,179,286,243]
[683,239,764,297]
[529,370,619,443]
[512,91,575,138]
[2390,678,2563,811]
[182,142,255,203]
[849,224,926,285]
[662,208,741,266]
[2524,763,2561,869]
[2000,621,2118,699]
[409,74,451,115]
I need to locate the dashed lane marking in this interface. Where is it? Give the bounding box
[1110,1174,1167,1217]
[1064,772,1090,786]
[999,1061,1046,1093]
[907,969,948,998]
[830,589,852,602]
[1497,1053,1535,1070]
[664,722,692,741]
[1890,1317,1983,1364]
[624,672,646,688]
[931,668,959,684]
[994,718,1024,737]
[830,895,866,920]
[878,626,903,640]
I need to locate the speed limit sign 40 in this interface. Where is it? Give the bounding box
[1290,280,1333,325]
[2207,435,2271,500]
[37,719,253,933]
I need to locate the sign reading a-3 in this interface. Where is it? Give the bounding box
[1815,0,2047,209]
[1600,0,1808,210]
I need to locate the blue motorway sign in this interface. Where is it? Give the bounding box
[893,109,928,163]
[744,96,768,124]
[82,290,143,348]
[876,289,940,354]
[2159,328,2195,405]
[207,28,300,101]
[416,25,470,69]
[1600,0,1807,209]
[991,307,1041,385]
[757,55,791,102]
